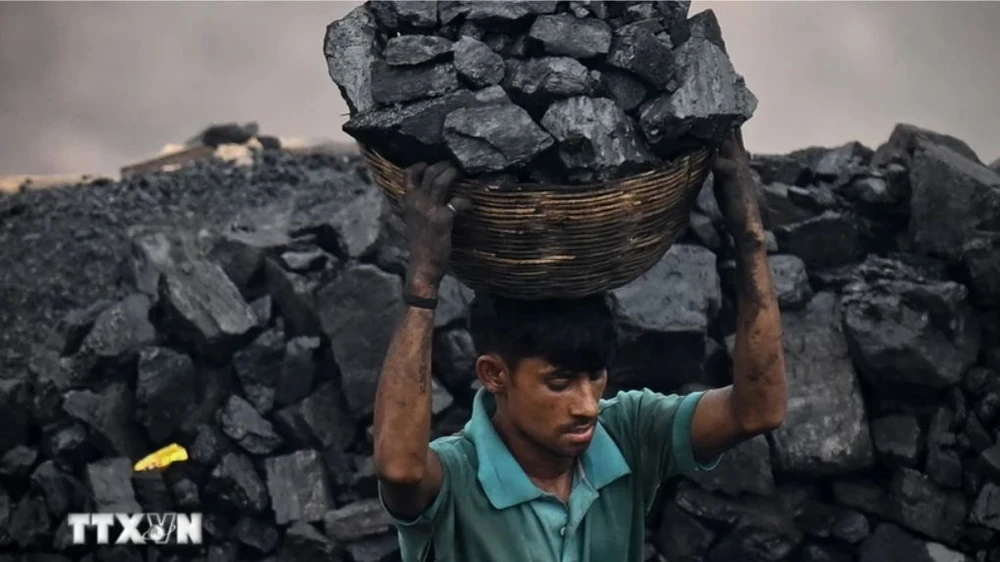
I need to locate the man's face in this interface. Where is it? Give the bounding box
[501,357,609,459]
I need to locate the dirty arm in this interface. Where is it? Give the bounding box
[689,129,788,463]
[373,162,471,519]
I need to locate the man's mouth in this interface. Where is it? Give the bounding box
[565,424,595,443]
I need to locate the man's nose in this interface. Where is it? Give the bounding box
[570,382,600,419]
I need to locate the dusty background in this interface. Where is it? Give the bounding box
[0,1,998,177]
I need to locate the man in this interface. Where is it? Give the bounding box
[372,129,787,562]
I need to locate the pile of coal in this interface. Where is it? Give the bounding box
[324,0,756,184]
[1,122,998,560]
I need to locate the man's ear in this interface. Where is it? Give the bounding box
[475,354,510,396]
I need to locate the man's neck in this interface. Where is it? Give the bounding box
[490,411,576,482]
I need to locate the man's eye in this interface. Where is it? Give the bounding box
[547,380,571,391]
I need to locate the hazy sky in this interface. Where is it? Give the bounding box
[0,1,997,177]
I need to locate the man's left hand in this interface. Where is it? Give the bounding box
[711,128,766,247]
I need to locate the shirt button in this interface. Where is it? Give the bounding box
[560,526,566,536]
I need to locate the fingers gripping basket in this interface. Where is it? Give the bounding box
[362,146,714,300]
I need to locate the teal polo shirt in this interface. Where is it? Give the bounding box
[380,387,720,562]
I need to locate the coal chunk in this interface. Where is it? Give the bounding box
[205,452,269,514]
[442,1,558,24]
[217,395,283,455]
[888,467,967,543]
[970,482,1000,531]
[323,6,380,113]
[639,37,755,148]
[384,35,453,66]
[157,257,259,362]
[706,510,803,562]
[540,96,658,182]
[796,501,870,544]
[688,9,726,53]
[264,450,333,524]
[207,219,293,298]
[528,14,612,58]
[871,123,982,169]
[962,233,1000,307]
[607,20,677,90]
[654,502,716,559]
[502,57,596,107]
[371,61,459,106]
[908,142,1000,261]
[0,445,37,477]
[685,434,774,496]
[841,262,981,388]
[63,383,147,460]
[31,460,87,518]
[6,495,50,549]
[769,254,812,309]
[278,335,321,406]
[435,275,475,329]
[264,259,321,336]
[857,524,932,562]
[452,36,505,88]
[315,265,401,417]
[443,103,555,174]
[768,292,874,474]
[433,328,478,395]
[65,295,156,384]
[600,70,648,112]
[86,457,142,513]
[771,210,864,269]
[273,381,357,452]
[613,244,721,392]
[135,346,200,444]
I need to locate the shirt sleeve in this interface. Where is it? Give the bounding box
[599,389,722,504]
[378,441,461,560]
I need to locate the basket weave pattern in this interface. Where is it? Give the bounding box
[363,146,714,300]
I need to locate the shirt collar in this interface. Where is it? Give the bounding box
[463,388,632,510]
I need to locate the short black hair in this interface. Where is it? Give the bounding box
[467,292,619,374]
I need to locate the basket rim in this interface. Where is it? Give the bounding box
[359,143,716,193]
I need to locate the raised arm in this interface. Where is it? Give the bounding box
[373,161,471,519]
[689,129,787,462]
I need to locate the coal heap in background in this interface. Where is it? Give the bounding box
[0,120,999,561]
[325,0,756,184]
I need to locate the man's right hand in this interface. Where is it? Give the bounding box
[401,161,472,297]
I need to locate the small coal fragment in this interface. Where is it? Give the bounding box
[452,36,505,88]
[171,478,200,510]
[264,259,321,336]
[654,502,716,559]
[323,6,380,113]
[796,501,870,544]
[970,482,1000,531]
[57,298,113,356]
[345,533,401,562]
[232,327,285,414]
[7,495,50,549]
[528,13,612,58]
[870,414,922,467]
[278,335,321,407]
[887,467,966,543]
[706,510,803,562]
[324,498,394,543]
[384,35,453,66]
[443,1,558,24]
[205,452,269,514]
[279,521,342,561]
[368,1,437,30]
[772,211,864,269]
[86,457,142,513]
[0,445,37,477]
[769,254,812,309]
[685,434,774,497]
[135,346,200,444]
[207,220,293,298]
[131,471,173,513]
[31,460,87,518]
[264,450,333,524]
[371,61,459,106]
[234,516,279,556]
[42,422,95,470]
[540,96,659,182]
[65,295,156,384]
[280,249,326,273]
[687,9,726,53]
[217,395,283,455]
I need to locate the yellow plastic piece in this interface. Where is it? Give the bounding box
[134,443,189,472]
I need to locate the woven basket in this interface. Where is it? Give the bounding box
[362,146,714,300]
